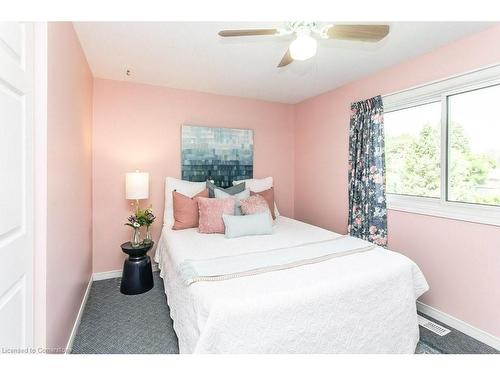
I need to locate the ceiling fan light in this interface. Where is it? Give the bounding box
[289,34,317,61]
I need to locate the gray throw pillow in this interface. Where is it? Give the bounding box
[214,188,250,215]
[206,181,245,198]
[222,211,273,239]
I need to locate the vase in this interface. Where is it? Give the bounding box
[143,226,152,244]
[131,227,141,248]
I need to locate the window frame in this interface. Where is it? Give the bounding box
[383,64,500,227]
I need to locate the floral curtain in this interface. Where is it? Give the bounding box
[348,95,387,246]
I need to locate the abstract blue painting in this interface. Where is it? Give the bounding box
[181,125,253,188]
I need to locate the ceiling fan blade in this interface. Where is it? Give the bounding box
[218,29,279,37]
[327,25,390,42]
[277,49,293,68]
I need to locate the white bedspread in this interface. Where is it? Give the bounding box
[178,236,378,285]
[155,217,429,354]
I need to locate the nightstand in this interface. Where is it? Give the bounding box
[120,241,154,295]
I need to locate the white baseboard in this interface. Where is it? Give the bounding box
[417,301,500,351]
[92,269,123,281]
[92,263,159,281]
[65,276,93,354]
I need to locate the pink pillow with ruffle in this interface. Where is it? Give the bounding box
[240,194,270,216]
[197,197,235,234]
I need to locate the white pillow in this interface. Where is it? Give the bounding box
[214,188,250,215]
[233,177,280,217]
[163,177,206,227]
[233,176,273,192]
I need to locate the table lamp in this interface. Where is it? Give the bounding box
[125,171,149,213]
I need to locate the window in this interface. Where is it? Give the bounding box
[385,102,441,198]
[383,65,500,226]
[448,85,500,206]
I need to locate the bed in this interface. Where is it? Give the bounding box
[155,215,429,354]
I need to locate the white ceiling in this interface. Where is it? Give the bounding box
[73,22,495,104]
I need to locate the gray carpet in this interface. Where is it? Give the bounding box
[418,313,498,354]
[71,273,178,354]
[71,272,497,354]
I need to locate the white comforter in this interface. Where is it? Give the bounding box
[155,217,429,354]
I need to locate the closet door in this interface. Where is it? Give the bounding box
[0,22,34,350]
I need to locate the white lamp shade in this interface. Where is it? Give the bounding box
[126,172,149,200]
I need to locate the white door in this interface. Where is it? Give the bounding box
[0,22,34,350]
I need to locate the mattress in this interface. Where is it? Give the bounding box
[155,216,429,354]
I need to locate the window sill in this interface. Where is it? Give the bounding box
[387,194,500,227]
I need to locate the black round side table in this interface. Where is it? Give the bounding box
[120,241,154,295]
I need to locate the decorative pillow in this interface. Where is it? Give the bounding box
[223,211,273,239]
[206,181,245,198]
[250,188,276,219]
[233,177,280,217]
[239,195,270,216]
[214,188,250,215]
[197,197,235,234]
[163,177,206,227]
[172,189,208,230]
[233,177,273,192]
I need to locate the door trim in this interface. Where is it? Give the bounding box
[33,21,48,350]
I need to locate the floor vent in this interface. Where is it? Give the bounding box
[418,315,451,336]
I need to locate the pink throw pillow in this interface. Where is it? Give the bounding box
[250,187,276,219]
[197,197,235,234]
[172,189,209,230]
[240,195,270,216]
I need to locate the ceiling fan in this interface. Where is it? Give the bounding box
[218,22,390,67]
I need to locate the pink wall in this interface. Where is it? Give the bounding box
[294,26,500,337]
[47,22,93,349]
[92,79,295,273]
